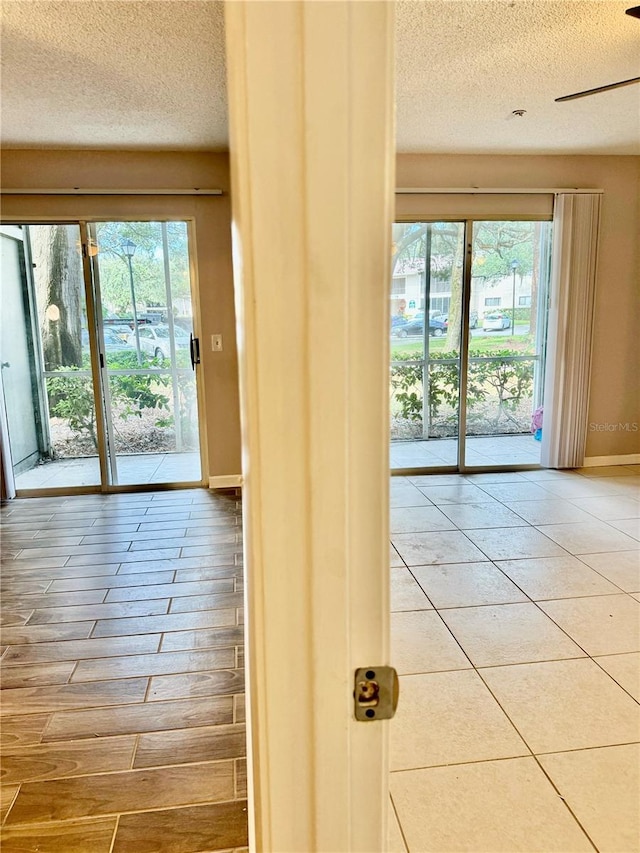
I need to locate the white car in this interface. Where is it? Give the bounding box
[482,312,511,331]
[136,324,190,361]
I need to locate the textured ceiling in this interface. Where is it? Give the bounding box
[0,0,228,150]
[396,0,640,154]
[1,0,639,154]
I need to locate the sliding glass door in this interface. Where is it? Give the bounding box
[90,221,202,486]
[0,219,204,493]
[464,221,552,468]
[1,223,102,490]
[390,222,464,469]
[390,218,552,473]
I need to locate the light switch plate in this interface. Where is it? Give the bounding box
[211,334,223,352]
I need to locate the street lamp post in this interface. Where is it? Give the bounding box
[122,239,142,365]
[511,259,518,337]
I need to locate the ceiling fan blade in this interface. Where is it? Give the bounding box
[555,76,640,102]
[625,6,640,18]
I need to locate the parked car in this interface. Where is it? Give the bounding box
[483,312,511,331]
[401,312,447,337]
[109,324,135,342]
[428,317,448,337]
[81,328,134,353]
[136,324,190,361]
[390,315,410,337]
[103,315,151,336]
[441,310,478,330]
[103,327,135,351]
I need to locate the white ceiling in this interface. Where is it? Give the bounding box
[0,0,228,150]
[396,0,640,154]
[1,0,639,154]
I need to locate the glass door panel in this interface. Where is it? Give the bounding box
[91,221,202,486]
[464,221,552,467]
[390,221,464,471]
[1,224,101,490]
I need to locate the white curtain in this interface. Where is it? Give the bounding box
[541,193,601,468]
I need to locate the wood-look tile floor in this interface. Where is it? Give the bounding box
[0,488,248,853]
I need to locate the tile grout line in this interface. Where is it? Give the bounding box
[388,739,640,775]
[4,789,245,831]
[108,814,120,853]
[390,475,638,851]
[472,665,601,852]
[1,482,241,847]
[435,495,640,705]
[1,785,21,827]
[389,791,410,853]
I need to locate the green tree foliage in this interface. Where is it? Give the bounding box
[392,222,466,352]
[46,370,100,449]
[471,221,536,281]
[390,352,461,425]
[46,353,171,451]
[94,221,191,315]
[469,352,535,429]
[391,220,542,355]
[391,350,534,433]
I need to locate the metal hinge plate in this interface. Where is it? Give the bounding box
[354,666,399,721]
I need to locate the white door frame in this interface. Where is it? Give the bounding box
[225,2,396,850]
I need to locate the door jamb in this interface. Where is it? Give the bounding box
[456,219,473,471]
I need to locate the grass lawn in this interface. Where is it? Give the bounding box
[390,333,536,359]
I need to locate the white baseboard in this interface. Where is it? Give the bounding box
[209,474,243,489]
[582,454,640,467]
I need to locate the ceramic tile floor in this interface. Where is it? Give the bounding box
[389,466,640,853]
[390,433,541,470]
[14,452,202,490]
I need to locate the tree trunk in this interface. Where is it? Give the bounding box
[529,222,541,339]
[30,225,83,370]
[391,223,427,276]
[444,227,465,353]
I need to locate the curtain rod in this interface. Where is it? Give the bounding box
[2,187,602,196]
[1,188,223,196]
[396,187,604,195]
[2,187,603,197]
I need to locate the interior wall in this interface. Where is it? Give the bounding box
[0,150,242,479]
[397,154,640,459]
[2,151,638,467]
